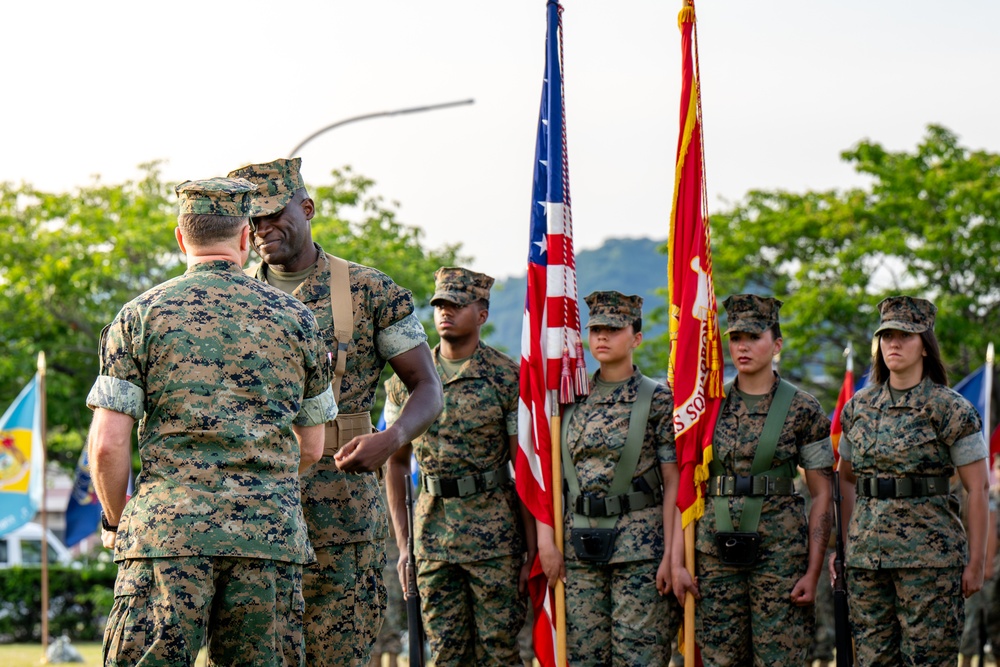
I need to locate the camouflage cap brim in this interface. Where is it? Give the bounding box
[874,319,930,335]
[430,289,477,307]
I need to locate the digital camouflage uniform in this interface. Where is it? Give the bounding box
[840,378,985,666]
[385,267,526,667]
[231,158,428,667]
[87,176,336,667]
[562,367,679,667]
[697,294,833,667]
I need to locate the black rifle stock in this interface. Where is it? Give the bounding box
[832,471,854,667]
[405,477,425,667]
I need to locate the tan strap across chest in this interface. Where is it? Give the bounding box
[326,253,353,402]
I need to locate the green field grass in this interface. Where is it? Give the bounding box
[0,643,209,666]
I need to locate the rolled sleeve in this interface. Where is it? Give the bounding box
[376,313,427,360]
[951,432,988,467]
[86,375,144,420]
[800,435,835,469]
[295,386,337,427]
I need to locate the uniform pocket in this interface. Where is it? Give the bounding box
[104,561,155,666]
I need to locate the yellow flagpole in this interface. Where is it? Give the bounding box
[684,523,696,664]
[38,351,49,659]
[551,412,567,667]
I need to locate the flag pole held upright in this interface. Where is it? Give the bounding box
[38,352,50,656]
[668,1,725,663]
[516,3,586,666]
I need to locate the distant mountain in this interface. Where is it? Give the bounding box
[483,237,668,370]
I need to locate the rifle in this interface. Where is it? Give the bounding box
[405,475,425,667]
[832,471,854,667]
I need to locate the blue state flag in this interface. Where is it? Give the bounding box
[0,376,44,537]
[63,447,101,547]
[954,364,990,440]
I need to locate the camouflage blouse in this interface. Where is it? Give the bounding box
[87,261,334,563]
[386,342,522,563]
[253,245,427,547]
[840,376,986,569]
[562,368,676,565]
[694,373,833,560]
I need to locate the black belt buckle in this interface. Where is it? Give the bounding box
[577,493,609,517]
[571,528,616,562]
[876,478,895,498]
[734,475,753,496]
[714,531,761,566]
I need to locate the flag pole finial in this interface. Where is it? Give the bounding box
[37,352,46,374]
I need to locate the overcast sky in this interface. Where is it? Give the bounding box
[3,0,998,279]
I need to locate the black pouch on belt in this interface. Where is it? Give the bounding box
[570,528,617,563]
[713,531,761,567]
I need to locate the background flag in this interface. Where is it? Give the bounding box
[0,375,44,537]
[953,342,994,443]
[515,2,585,665]
[830,349,855,462]
[668,0,724,531]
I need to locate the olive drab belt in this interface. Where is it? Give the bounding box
[570,467,663,518]
[706,474,795,497]
[422,466,512,498]
[856,475,951,499]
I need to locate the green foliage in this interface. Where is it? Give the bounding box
[0,164,460,466]
[0,563,118,642]
[704,125,1000,401]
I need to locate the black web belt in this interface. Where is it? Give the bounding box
[856,476,950,499]
[422,466,511,498]
[569,468,663,518]
[706,474,795,497]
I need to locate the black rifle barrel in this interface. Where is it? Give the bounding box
[405,476,425,667]
[832,471,854,667]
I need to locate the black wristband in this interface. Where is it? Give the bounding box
[101,511,119,533]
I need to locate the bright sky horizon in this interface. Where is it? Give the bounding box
[3,0,998,280]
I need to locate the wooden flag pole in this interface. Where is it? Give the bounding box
[38,352,49,659]
[684,522,696,664]
[551,412,568,667]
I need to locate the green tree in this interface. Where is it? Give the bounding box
[0,164,461,468]
[704,124,1000,402]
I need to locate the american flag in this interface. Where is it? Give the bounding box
[515,2,586,665]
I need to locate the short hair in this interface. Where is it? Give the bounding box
[871,330,948,386]
[768,322,782,339]
[177,213,247,246]
[632,318,643,334]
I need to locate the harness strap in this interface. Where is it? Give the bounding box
[326,254,353,403]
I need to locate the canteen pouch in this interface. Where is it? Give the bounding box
[571,528,617,563]
[714,531,761,566]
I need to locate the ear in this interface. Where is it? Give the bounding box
[772,337,784,356]
[301,196,316,221]
[174,226,187,254]
[239,223,250,251]
[633,331,643,348]
[477,307,489,326]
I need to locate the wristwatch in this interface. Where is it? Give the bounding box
[101,511,119,533]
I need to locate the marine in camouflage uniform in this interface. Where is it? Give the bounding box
[384,267,531,667]
[838,296,988,667]
[87,178,335,667]
[691,295,833,667]
[229,158,442,667]
[541,291,680,667]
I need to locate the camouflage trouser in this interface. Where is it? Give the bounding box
[371,536,404,657]
[104,556,304,667]
[564,557,679,667]
[696,551,813,667]
[303,540,387,667]
[848,565,963,667]
[417,554,526,667]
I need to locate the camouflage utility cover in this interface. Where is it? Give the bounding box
[430,267,494,307]
[250,246,427,547]
[874,295,937,335]
[562,368,676,564]
[228,157,305,217]
[584,291,642,329]
[695,373,833,560]
[722,293,783,335]
[87,260,334,563]
[175,177,257,217]
[840,376,986,569]
[386,342,522,563]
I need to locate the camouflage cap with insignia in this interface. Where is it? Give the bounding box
[430,267,494,306]
[175,177,257,217]
[584,291,643,329]
[227,157,304,216]
[722,294,783,335]
[874,295,936,335]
